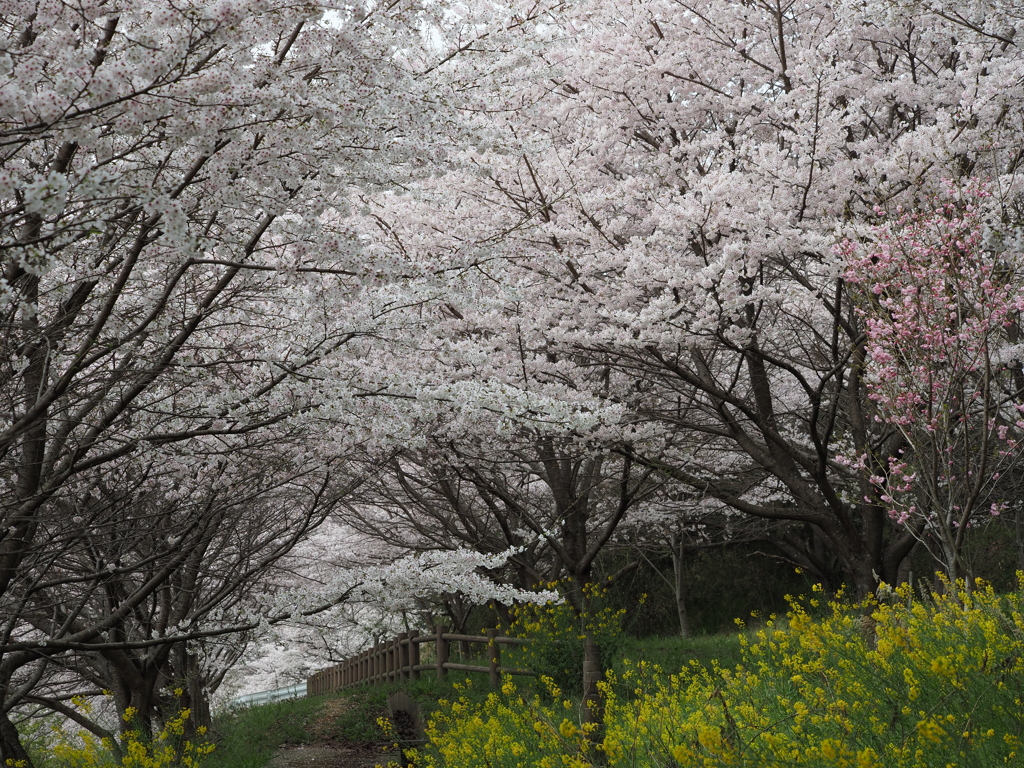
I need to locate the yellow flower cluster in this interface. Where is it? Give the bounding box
[417,577,1024,767]
[50,702,214,768]
[410,674,600,768]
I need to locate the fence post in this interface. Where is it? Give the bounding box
[386,638,396,682]
[487,629,500,689]
[409,630,421,680]
[435,624,449,680]
[397,632,409,680]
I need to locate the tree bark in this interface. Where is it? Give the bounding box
[0,710,32,768]
[670,533,690,639]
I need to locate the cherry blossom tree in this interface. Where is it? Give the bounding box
[844,188,1024,584]
[11,440,358,740]
[0,0,463,759]
[352,0,1024,598]
[5,0,1024,757]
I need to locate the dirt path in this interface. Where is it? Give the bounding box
[268,743,390,768]
[266,696,405,768]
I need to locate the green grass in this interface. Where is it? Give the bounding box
[616,631,745,676]
[207,695,327,768]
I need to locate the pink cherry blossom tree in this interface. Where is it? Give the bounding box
[843,187,1024,584]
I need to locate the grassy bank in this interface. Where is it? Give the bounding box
[615,632,744,675]
[207,695,328,768]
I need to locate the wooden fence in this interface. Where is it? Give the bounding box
[306,625,532,695]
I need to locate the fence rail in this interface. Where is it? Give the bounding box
[307,625,531,696]
[227,682,307,708]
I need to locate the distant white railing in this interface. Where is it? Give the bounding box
[227,681,306,708]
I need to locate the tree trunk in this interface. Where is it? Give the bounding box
[670,534,689,638]
[1017,509,1024,573]
[177,646,213,737]
[0,710,32,768]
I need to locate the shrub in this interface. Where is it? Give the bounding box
[505,583,627,696]
[417,578,1024,767]
[412,677,597,768]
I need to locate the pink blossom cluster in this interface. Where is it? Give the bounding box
[843,186,1024,574]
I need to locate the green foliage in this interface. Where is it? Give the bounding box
[950,517,1024,593]
[15,710,64,768]
[505,584,627,696]
[676,547,817,633]
[208,681,450,767]
[416,578,1024,767]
